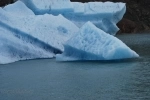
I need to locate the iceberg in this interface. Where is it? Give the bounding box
[0,8,79,52]
[0,27,53,64]
[0,1,138,64]
[20,0,126,35]
[56,22,139,61]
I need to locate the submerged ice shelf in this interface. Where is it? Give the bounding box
[0,0,139,64]
[56,22,139,61]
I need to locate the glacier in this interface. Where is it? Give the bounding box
[56,22,139,61]
[20,0,126,35]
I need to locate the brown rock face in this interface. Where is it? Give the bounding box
[117,18,136,33]
[122,0,150,33]
[117,18,149,34]
[0,0,14,6]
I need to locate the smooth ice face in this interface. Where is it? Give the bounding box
[0,27,53,64]
[20,0,125,23]
[84,2,126,23]
[72,2,84,14]
[0,9,79,52]
[20,0,126,35]
[56,22,139,61]
[50,0,73,14]
[20,0,73,14]
[3,1,35,16]
[64,2,125,35]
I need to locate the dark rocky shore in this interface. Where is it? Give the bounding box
[0,0,150,33]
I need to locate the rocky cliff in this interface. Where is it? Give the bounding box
[0,0,14,7]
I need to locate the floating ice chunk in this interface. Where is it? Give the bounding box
[0,27,53,64]
[3,1,35,16]
[56,22,139,61]
[0,9,79,52]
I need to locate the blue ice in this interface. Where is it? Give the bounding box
[20,0,126,35]
[0,27,54,64]
[3,1,35,16]
[0,1,139,64]
[0,7,79,52]
[56,22,139,61]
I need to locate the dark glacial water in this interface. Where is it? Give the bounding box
[0,34,150,100]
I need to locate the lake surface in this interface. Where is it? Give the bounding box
[0,34,150,100]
